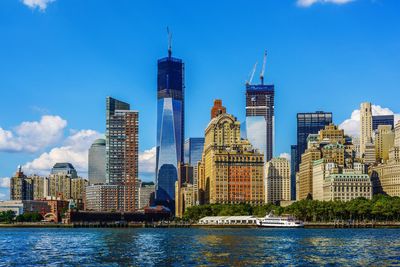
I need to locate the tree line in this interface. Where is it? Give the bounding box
[0,211,43,224]
[183,194,400,222]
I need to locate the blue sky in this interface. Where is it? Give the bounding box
[1,0,400,199]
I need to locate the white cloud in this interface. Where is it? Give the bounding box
[23,130,103,176]
[340,105,400,137]
[0,178,10,188]
[139,147,156,175]
[0,115,67,153]
[22,0,55,11]
[279,153,291,161]
[297,0,354,7]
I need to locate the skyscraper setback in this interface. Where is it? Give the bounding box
[360,102,373,157]
[106,97,139,211]
[155,41,185,206]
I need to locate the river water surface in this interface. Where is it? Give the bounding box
[0,228,399,266]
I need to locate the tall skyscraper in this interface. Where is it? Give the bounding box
[155,40,185,206]
[106,97,139,211]
[360,102,373,157]
[245,83,274,162]
[88,138,106,185]
[290,145,297,200]
[296,111,332,171]
[265,158,291,204]
[372,115,394,131]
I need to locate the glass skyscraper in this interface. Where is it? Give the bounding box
[245,84,275,162]
[88,138,106,185]
[296,111,332,171]
[184,138,205,167]
[155,50,185,206]
[372,115,394,131]
[290,145,297,200]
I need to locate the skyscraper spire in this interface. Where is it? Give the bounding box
[167,26,172,57]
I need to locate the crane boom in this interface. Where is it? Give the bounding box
[247,62,258,86]
[260,50,267,85]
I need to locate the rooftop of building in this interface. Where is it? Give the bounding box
[92,139,106,146]
[52,163,76,170]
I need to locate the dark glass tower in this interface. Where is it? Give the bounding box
[290,145,297,200]
[245,84,275,162]
[155,47,185,206]
[184,138,205,167]
[372,115,394,131]
[296,111,332,171]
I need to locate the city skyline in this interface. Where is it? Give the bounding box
[1,0,400,201]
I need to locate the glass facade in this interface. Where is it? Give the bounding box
[372,115,394,131]
[296,112,332,171]
[156,55,185,205]
[88,138,106,185]
[51,163,78,178]
[290,145,297,200]
[245,84,274,162]
[184,138,205,167]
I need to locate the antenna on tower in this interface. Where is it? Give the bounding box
[246,62,258,86]
[167,26,172,57]
[260,50,267,85]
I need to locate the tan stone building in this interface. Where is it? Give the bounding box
[323,173,372,201]
[265,158,291,204]
[175,182,195,218]
[375,125,394,163]
[297,148,321,200]
[198,112,264,205]
[319,124,345,144]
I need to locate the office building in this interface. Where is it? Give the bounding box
[323,173,372,201]
[51,163,78,178]
[10,166,33,201]
[265,158,291,204]
[290,145,297,200]
[85,184,123,211]
[372,115,394,131]
[175,182,194,218]
[296,112,332,171]
[106,97,139,211]
[88,138,106,185]
[138,182,155,210]
[184,138,205,167]
[360,102,373,157]
[245,81,274,162]
[395,121,400,148]
[155,44,185,207]
[199,109,265,205]
[375,125,395,163]
[297,148,321,200]
[48,174,87,202]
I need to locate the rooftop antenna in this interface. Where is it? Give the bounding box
[246,62,258,86]
[167,26,172,57]
[260,50,267,85]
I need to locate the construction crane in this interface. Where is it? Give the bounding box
[260,50,267,85]
[246,62,258,86]
[167,27,172,57]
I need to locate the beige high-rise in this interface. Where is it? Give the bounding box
[375,125,395,163]
[360,102,373,157]
[265,158,291,204]
[395,121,400,148]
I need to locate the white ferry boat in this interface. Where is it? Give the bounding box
[257,213,304,228]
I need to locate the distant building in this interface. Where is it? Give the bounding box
[199,109,265,205]
[138,182,155,210]
[0,200,50,216]
[296,111,332,171]
[175,182,194,218]
[10,166,33,201]
[323,173,372,201]
[106,97,139,211]
[364,142,376,165]
[395,121,400,148]
[245,81,275,162]
[360,102,373,157]
[155,47,185,208]
[85,184,123,211]
[297,148,321,200]
[372,115,394,131]
[88,138,106,185]
[184,138,205,167]
[375,125,394,163]
[51,163,78,178]
[290,145,297,201]
[48,174,88,202]
[265,158,291,204]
